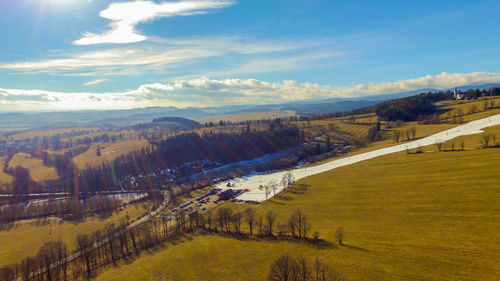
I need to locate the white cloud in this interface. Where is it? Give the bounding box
[0,37,318,76]
[82,79,110,86]
[74,0,234,45]
[1,72,499,111]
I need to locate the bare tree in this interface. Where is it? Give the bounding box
[217,207,233,232]
[335,226,344,246]
[244,208,256,235]
[19,257,35,281]
[460,140,465,150]
[393,130,401,142]
[269,255,345,281]
[268,254,295,281]
[410,127,417,139]
[479,133,492,148]
[231,212,243,234]
[288,209,310,239]
[404,129,411,141]
[456,108,464,123]
[436,142,445,152]
[76,233,93,277]
[54,240,69,281]
[265,210,278,236]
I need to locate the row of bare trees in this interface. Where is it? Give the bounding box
[392,127,417,142]
[268,254,346,281]
[204,207,310,239]
[0,241,69,281]
[0,212,182,281]
[0,205,318,281]
[434,133,497,152]
[0,196,122,224]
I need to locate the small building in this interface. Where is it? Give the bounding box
[219,189,235,201]
[454,88,465,100]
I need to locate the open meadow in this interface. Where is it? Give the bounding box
[0,203,147,267]
[96,146,500,281]
[72,139,151,168]
[7,153,59,182]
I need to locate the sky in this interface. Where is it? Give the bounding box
[1,0,500,111]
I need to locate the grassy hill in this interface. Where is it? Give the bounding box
[96,141,500,281]
[0,203,147,267]
[8,153,59,182]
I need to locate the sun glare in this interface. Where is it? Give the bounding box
[36,0,84,9]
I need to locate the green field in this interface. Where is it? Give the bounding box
[96,146,500,281]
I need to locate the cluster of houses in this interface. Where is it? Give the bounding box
[0,129,94,156]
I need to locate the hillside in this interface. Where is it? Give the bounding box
[95,135,500,281]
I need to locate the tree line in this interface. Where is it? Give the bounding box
[0,203,345,281]
[268,254,346,281]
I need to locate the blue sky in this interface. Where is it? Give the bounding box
[1,0,500,110]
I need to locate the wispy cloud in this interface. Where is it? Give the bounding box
[74,0,235,45]
[82,79,110,86]
[1,72,499,111]
[0,37,330,76]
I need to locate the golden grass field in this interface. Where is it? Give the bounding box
[448,124,499,148]
[8,153,59,182]
[0,156,13,190]
[96,145,500,281]
[9,127,95,140]
[72,139,151,168]
[0,203,147,267]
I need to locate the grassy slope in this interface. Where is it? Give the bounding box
[0,204,146,267]
[0,156,13,187]
[9,127,94,140]
[97,147,500,281]
[8,153,59,182]
[72,140,151,168]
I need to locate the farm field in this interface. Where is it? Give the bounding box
[96,147,500,281]
[0,156,13,188]
[0,203,147,267]
[72,139,151,168]
[8,127,94,140]
[7,153,59,182]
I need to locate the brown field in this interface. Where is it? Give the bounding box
[8,153,59,182]
[9,127,95,140]
[0,156,13,189]
[0,203,147,267]
[97,147,500,281]
[72,140,151,168]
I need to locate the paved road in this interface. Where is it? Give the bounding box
[18,191,170,281]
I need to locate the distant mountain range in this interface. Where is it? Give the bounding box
[0,83,497,133]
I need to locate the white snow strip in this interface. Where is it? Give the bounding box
[215,113,500,202]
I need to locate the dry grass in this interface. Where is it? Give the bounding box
[72,140,151,168]
[0,203,147,267]
[97,147,500,281]
[0,156,13,189]
[8,153,59,182]
[9,127,94,140]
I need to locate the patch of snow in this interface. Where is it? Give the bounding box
[215,113,500,202]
